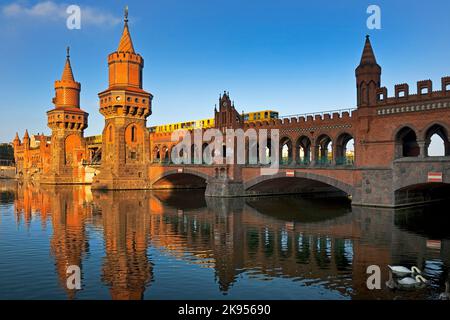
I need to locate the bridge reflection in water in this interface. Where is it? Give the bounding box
[2,180,449,300]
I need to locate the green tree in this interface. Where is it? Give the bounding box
[0,143,14,163]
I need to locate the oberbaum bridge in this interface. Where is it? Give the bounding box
[11,11,450,208]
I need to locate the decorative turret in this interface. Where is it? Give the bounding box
[53,47,81,109]
[13,132,21,146]
[356,35,381,108]
[22,130,30,149]
[47,48,88,133]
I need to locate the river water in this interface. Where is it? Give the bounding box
[0,180,449,300]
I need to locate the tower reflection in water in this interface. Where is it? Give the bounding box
[8,181,450,300]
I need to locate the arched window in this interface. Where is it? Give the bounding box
[395,127,419,158]
[191,144,202,164]
[425,124,449,157]
[296,136,311,165]
[247,138,258,165]
[202,143,211,164]
[335,133,355,166]
[259,138,272,164]
[164,147,169,163]
[131,125,136,142]
[361,86,367,105]
[108,125,113,143]
[316,135,332,166]
[153,147,160,163]
[279,137,293,165]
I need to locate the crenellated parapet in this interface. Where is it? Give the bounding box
[376,77,450,106]
[242,110,356,135]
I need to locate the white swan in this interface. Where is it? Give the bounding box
[396,275,427,289]
[388,265,421,277]
[439,281,449,300]
[386,270,396,289]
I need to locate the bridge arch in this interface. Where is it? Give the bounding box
[243,171,354,198]
[150,168,212,189]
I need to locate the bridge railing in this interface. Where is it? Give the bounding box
[335,157,355,166]
[315,158,333,167]
[279,107,356,121]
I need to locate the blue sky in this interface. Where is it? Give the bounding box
[1,0,450,142]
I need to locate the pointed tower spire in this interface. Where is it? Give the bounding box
[13,132,21,145]
[118,6,135,53]
[61,46,75,82]
[23,130,29,140]
[52,47,81,108]
[355,35,381,108]
[359,35,377,66]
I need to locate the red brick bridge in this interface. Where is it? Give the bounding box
[131,37,450,208]
[82,33,450,208]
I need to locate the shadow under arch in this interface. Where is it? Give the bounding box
[151,169,211,190]
[245,195,351,223]
[394,182,450,207]
[244,172,354,199]
[152,189,207,211]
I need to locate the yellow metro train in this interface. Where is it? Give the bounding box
[150,110,279,133]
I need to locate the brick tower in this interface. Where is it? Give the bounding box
[214,91,243,132]
[356,35,381,108]
[206,92,245,197]
[92,7,153,190]
[43,47,89,184]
